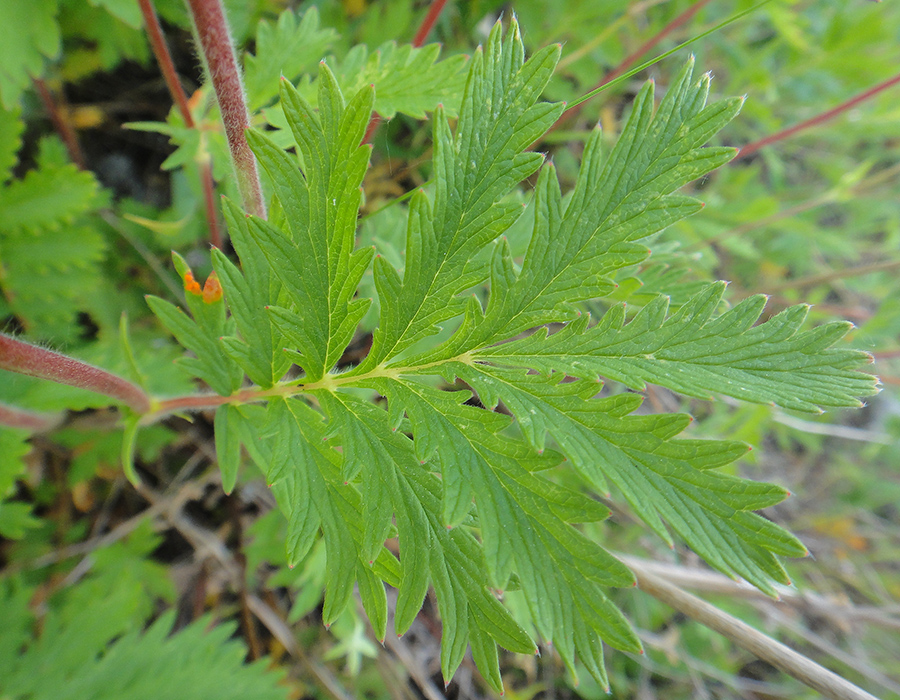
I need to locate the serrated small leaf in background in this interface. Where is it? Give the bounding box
[243,7,338,111]
[0,106,24,180]
[0,0,60,108]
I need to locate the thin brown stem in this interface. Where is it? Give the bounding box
[628,561,881,700]
[0,334,150,413]
[137,0,194,127]
[32,78,86,169]
[413,0,449,48]
[765,258,900,293]
[185,0,266,219]
[140,384,288,425]
[198,159,222,247]
[735,71,900,160]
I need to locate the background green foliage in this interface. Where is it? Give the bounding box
[0,1,898,698]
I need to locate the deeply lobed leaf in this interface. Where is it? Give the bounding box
[154,17,879,691]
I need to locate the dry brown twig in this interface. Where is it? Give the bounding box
[625,558,882,700]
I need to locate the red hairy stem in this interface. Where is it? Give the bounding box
[0,334,151,414]
[0,401,62,432]
[413,0,449,47]
[549,0,713,135]
[32,78,86,169]
[736,71,900,161]
[138,0,224,246]
[185,0,266,219]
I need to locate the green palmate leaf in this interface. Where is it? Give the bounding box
[0,0,60,108]
[197,17,879,691]
[0,141,105,339]
[0,149,98,230]
[328,41,468,119]
[55,612,286,700]
[0,224,106,336]
[243,7,338,111]
[318,392,539,678]
[239,398,401,625]
[373,377,641,664]
[262,36,467,137]
[448,363,805,594]
[1,593,287,700]
[475,281,879,412]
[213,201,290,388]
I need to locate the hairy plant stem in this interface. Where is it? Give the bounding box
[0,334,150,413]
[138,0,223,246]
[138,0,193,126]
[185,0,266,219]
[736,71,900,160]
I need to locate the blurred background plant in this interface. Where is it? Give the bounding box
[0,0,898,698]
